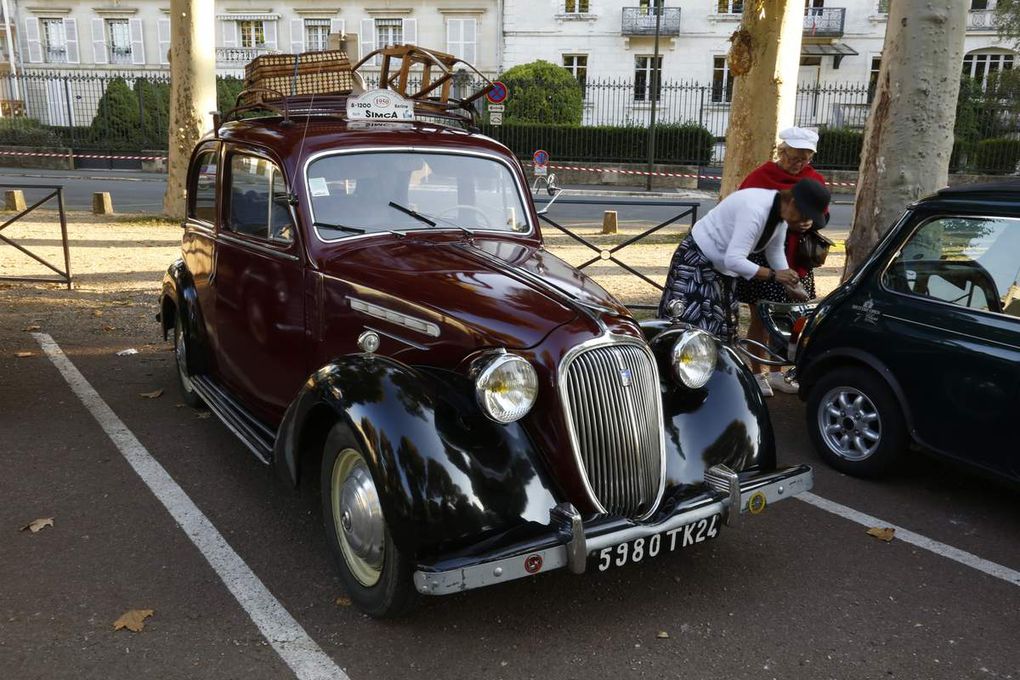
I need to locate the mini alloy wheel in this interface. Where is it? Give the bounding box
[817,386,881,462]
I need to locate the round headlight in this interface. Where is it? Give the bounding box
[475,354,539,423]
[671,330,718,389]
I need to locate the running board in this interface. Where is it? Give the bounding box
[190,375,275,465]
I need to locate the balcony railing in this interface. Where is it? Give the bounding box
[216,47,277,64]
[804,8,845,37]
[621,7,681,36]
[968,9,997,31]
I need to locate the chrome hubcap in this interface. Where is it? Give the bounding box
[330,448,385,587]
[175,322,194,393]
[818,386,882,461]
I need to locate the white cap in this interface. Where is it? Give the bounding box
[778,127,819,152]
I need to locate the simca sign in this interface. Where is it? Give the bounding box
[347,89,415,121]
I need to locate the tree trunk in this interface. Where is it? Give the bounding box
[162,0,216,219]
[719,1,803,198]
[843,1,969,279]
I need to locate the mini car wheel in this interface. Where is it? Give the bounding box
[806,367,907,477]
[320,423,417,618]
[173,312,202,408]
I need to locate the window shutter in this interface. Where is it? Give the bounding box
[158,18,170,65]
[24,18,42,64]
[359,18,374,61]
[91,18,108,64]
[264,20,277,50]
[222,20,238,48]
[290,19,304,52]
[64,18,80,64]
[402,18,416,45]
[464,19,476,64]
[330,18,345,40]
[129,18,145,65]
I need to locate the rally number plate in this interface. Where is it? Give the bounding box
[589,514,721,573]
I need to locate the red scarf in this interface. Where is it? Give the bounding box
[739,161,828,277]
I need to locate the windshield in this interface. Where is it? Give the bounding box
[306,152,531,235]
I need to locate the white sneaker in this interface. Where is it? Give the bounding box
[755,372,774,397]
[767,371,799,394]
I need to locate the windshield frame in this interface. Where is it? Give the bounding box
[302,146,535,244]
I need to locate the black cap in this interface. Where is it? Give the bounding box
[791,179,831,228]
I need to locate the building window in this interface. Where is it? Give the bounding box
[867,56,881,102]
[634,55,662,102]
[877,0,889,13]
[717,0,743,13]
[564,0,590,13]
[107,19,131,64]
[639,0,664,13]
[305,19,330,52]
[712,56,734,103]
[41,18,67,63]
[563,54,588,95]
[971,0,989,9]
[805,0,825,7]
[376,18,403,50]
[239,20,266,48]
[446,18,476,63]
[963,51,1015,90]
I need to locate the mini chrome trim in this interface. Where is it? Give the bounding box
[557,333,667,520]
[302,146,536,245]
[883,314,1020,351]
[347,296,441,338]
[218,232,300,262]
[363,325,429,350]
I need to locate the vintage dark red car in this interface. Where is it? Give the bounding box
[159,50,813,617]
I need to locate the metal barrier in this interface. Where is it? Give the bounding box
[535,195,698,311]
[0,185,72,290]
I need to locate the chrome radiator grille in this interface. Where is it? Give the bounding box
[562,343,664,518]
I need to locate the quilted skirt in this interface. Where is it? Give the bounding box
[657,235,739,344]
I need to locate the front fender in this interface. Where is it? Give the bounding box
[650,328,777,486]
[160,259,211,374]
[275,355,560,558]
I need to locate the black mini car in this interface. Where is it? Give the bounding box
[766,182,1020,481]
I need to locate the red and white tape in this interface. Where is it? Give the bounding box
[530,162,858,188]
[0,150,168,161]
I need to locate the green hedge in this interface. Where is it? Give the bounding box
[478,122,715,165]
[972,138,1020,175]
[0,118,63,147]
[815,127,863,170]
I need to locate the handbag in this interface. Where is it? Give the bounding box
[796,229,834,269]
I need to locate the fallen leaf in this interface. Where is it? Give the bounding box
[113,609,154,633]
[91,310,103,318]
[334,596,352,607]
[116,349,138,356]
[866,526,896,542]
[139,389,164,399]
[20,517,54,533]
[656,631,670,639]
[23,325,41,331]
[15,351,34,358]
[102,325,116,332]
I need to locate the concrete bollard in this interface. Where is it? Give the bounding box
[602,210,618,235]
[4,189,26,212]
[92,192,114,215]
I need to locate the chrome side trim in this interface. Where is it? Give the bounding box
[218,232,301,262]
[883,314,1020,352]
[347,296,441,338]
[363,325,429,350]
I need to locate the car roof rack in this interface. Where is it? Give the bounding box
[215,46,494,135]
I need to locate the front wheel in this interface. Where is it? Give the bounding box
[173,312,202,408]
[320,423,417,618]
[805,366,907,477]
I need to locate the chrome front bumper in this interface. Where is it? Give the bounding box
[413,463,813,596]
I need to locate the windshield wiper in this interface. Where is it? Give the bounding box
[313,221,365,235]
[388,201,473,237]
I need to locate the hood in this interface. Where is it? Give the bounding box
[318,235,629,350]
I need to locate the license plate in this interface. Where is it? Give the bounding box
[589,514,721,573]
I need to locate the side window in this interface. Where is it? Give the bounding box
[190,149,218,223]
[228,154,294,243]
[882,216,1020,318]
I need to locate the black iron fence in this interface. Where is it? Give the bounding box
[0,70,1016,175]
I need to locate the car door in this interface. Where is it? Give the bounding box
[213,148,306,424]
[183,143,221,367]
[878,212,1020,474]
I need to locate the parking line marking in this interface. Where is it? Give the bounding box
[797,491,1020,587]
[32,333,348,680]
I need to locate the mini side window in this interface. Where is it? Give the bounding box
[228,154,293,243]
[191,149,218,222]
[882,216,1020,318]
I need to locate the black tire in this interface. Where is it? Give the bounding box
[805,366,907,477]
[320,423,417,618]
[173,312,203,408]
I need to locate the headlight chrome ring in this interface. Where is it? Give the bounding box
[671,330,718,389]
[475,353,539,423]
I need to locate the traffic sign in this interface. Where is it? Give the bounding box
[533,149,549,167]
[486,81,509,105]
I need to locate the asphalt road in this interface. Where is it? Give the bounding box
[0,168,857,231]
[2,322,1018,679]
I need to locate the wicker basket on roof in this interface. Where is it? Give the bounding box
[240,50,356,105]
